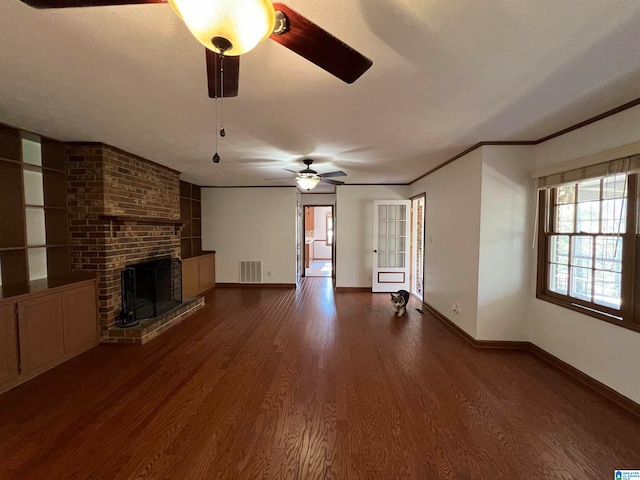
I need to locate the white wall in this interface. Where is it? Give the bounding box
[313,206,332,259]
[409,150,483,337]
[336,185,409,288]
[300,193,336,206]
[529,104,640,404]
[201,187,297,284]
[476,146,533,341]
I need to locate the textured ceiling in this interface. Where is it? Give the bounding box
[2,0,640,192]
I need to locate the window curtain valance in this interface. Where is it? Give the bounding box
[536,155,640,189]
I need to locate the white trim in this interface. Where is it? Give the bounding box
[531,140,640,179]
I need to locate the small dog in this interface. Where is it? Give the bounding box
[390,290,410,316]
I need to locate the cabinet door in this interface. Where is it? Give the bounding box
[305,207,314,230]
[18,293,64,374]
[182,258,199,297]
[61,283,98,353]
[198,254,215,293]
[0,303,19,384]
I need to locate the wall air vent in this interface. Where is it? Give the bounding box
[239,261,263,283]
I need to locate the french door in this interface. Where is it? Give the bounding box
[372,200,411,292]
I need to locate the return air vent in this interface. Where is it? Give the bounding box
[240,261,263,283]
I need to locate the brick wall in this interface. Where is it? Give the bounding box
[66,143,181,337]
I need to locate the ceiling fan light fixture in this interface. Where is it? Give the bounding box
[168,0,276,55]
[296,175,320,191]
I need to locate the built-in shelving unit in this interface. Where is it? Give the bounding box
[0,124,71,290]
[180,180,202,259]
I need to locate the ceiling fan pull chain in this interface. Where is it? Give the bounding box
[212,96,220,163]
[219,53,226,137]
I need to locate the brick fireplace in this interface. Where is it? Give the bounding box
[65,143,182,340]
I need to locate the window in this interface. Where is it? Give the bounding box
[326,213,333,246]
[537,166,640,332]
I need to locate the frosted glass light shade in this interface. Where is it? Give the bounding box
[297,176,320,191]
[168,0,276,55]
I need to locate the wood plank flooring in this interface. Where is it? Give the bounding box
[1,277,639,479]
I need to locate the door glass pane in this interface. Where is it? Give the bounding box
[389,206,397,220]
[378,237,387,252]
[378,253,386,268]
[378,221,387,236]
[388,237,396,252]
[399,205,406,219]
[397,221,406,235]
[387,253,396,268]
[397,237,406,252]
[397,253,405,268]
[388,222,396,236]
[378,205,387,220]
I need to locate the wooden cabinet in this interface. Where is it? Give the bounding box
[182,253,215,297]
[0,279,98,395]
[305,207,314,230]
[18,293,64,374]
[61,283,98,354]
[0,303,19,385]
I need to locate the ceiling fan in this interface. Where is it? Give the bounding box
[19,0,374,98]
[279,158,346,191]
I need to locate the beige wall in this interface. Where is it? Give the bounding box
[529,104,640,404]
[201,187,297,284]
[335,185,409,288]
[409,150,483,338]
[476,146,533,341]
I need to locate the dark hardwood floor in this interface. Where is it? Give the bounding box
[1,277,639,479]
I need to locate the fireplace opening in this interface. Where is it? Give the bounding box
[119,258,182,327]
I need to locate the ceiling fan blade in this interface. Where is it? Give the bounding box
[269,3,372,84]
[320,178,344,186]
[206,50,239,98]
[319,170,346,178]
[20,0,164,7]
[283,168,299,174]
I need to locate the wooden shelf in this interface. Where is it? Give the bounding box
[180,181,203,259]
[0,125,72,287]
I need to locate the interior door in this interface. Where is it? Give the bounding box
[372,200,411,292]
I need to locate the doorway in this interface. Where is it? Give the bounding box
[303,205,334,278]
[410,194,425,301]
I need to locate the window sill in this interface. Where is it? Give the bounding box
[536,292,640,334]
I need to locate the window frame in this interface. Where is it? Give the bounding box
[536,172,640,333]
[326,213,333,246]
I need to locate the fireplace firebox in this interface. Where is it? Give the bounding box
[119,258,182,327]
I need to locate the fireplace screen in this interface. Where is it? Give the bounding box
[119,258,182,327]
